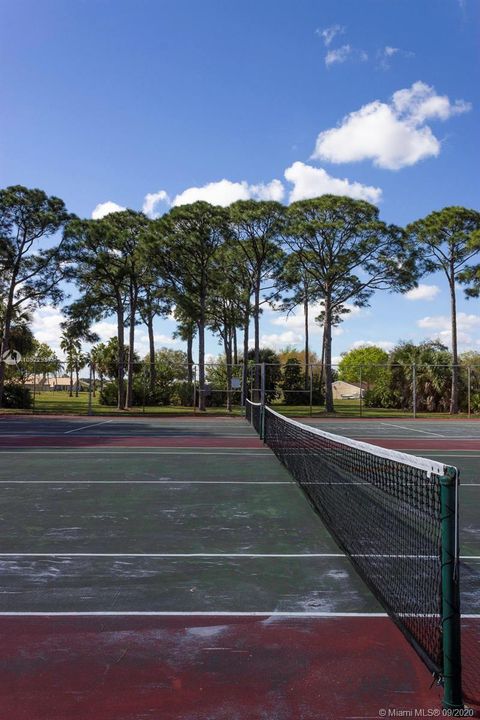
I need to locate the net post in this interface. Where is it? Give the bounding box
[440,466,463,710]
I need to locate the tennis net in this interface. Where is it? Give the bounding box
[247,404,462,706]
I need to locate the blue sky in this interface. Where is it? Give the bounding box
[1,0,479,362]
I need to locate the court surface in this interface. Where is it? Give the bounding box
[0,414,478,719]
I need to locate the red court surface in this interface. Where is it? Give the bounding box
[1,615,451,720]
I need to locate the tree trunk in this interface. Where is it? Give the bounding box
[0,323,11,407]
[0,278,16,407]
[92,366,96,397]
[242,309,249,404]
[198,318,206,411]
[323,295,334,413]
[147,312,156,395]
[126,294,137,409]
[0,236,30,406]
[449,272,459,414]
[117,301,126,410]
[224,333,233,413]
[75,365,79,397]
[304,286,309,391]
[233,326,238,365]
[254,279,261,401]
[187,332,193,385]
[69,365,73,397]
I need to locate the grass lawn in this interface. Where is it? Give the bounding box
[1,391,476,419]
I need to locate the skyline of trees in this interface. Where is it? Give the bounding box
[1,184,480,412]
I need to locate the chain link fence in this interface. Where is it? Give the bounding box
[2,357,480,417]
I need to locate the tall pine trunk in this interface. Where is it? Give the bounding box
[233,326,238,365]
[254,279,261,401]
[449,269,459,414]
[304,286,309,391]
[116,298,126,410]
[0,271,17,407]
[147,313,156,395]
[323,295,334,413]
[224,332,233,413]
[198,288,206,411]
[187,332,193,386]
[242,309,250,404]
[126,289,137,409]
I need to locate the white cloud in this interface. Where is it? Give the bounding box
[418,313,480,331]
[31,305,67,356]
[91,201,126,219]
[142,190,171,219]
[317,24,345,47]
[377,46,414,70]
[91,320,118,343]
[351,339,395,351]
[173,178,285,207]
[284,161,382,204]
[249,179,285,202]
[312,81,471,170]
[259,331,303,350]
[269,302,361,336]
[325,45,352,67]
[417,313,480,348]
[404,284,440,301]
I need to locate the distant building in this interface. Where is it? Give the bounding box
[332,380,367,400]
[22,375,90,392]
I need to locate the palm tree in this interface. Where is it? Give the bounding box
[60,330,81,397]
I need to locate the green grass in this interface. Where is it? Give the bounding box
[2,391,476,419]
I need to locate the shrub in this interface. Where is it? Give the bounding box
[2,383,32,409]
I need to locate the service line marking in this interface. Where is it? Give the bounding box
[64,420,114,435]
[380,422,445,437]
[0,553,477,559]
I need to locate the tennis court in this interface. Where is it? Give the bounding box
[0,412,479,719]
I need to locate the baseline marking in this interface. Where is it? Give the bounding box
[0,611,477,618]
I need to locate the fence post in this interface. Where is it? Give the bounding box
[467,366,471,419]
[87,364,93,416]
[260,363,266,407]
[193,365,197,415]
[412,363,417,419]
[359,365,363,418]
[309,364,313,417]
[32,359,36,414]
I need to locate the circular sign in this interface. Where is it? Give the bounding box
[1,350,22,365]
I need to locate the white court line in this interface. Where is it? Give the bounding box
[0,480,292,484]
[0,611,477,618]
[0,450,270,455]
[64,420,114,435]
[0,611,390,617]
[380,422,445,437]
[1,553,476,559]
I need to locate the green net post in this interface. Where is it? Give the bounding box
[440,467,463,710]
